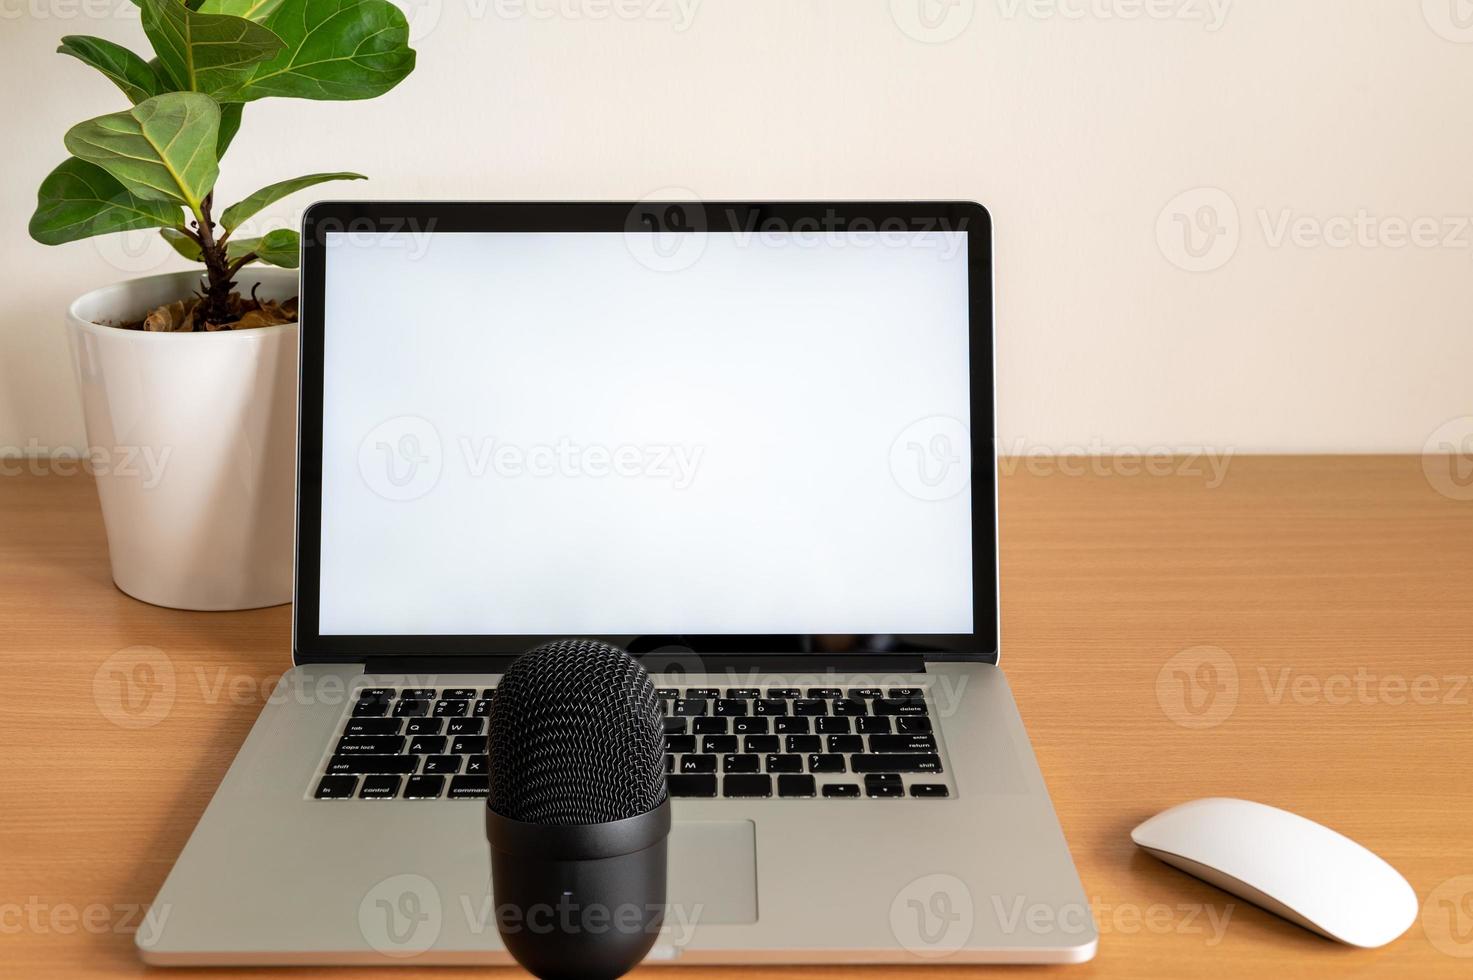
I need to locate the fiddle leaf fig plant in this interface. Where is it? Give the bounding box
[29,0,415,331]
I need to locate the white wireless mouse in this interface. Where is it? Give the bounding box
[1131,797,1418,948]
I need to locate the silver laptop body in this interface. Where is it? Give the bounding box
[140,201,1098,966]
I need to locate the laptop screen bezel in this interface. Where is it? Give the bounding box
[292,201,997,665]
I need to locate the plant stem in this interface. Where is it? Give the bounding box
[193,193,235,327]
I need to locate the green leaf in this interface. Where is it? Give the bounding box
[235,0,415,102]
[216,101,244,155]
[197,0,285,18]
[227,228,300,267]
[220,172,364,230]
[57,36,163,104]
[64,93,220,213]
[140,0,285,99]
[29,158,182,246]
[160,227,204,261]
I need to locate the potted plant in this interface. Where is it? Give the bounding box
[29,0,415,610]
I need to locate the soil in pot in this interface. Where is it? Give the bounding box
[101,282,298,333]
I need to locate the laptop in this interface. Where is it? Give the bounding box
[140,201,1097,965]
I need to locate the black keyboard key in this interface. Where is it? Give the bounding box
[773,717,809,734]
[668,774,717,797]
[666,734,696,753]
[433,699,470,717]
[351,700,389,717]
[662,717,688,735]
[672,699,707,717]
[870,734,937,753]
[665,755,675,772]
[744,735,780,753]
[442,688,477,700]
[680,754,717,773]
[714,699,748,717]
[785,735,821,753]
[896,717,932,734]
[910,784,950,798]
[808,753,846,773]
[407,735,446,754]
[344,718,402,736]
[766,753,803,773]
[726,688,760,699]
[480,688,498,699]
[422,754,461,774]
[767,688,800,699]
[392,699,431,717]
[816,717,851,734]
[753,699,788,716]
[723,774,772,798]
[866,781,904,798]
[703,735,738,753]
[793,699,827,717]
[464,755,486,775]
[823,783,860,798]
[359,775,401,799]
[314,775,357,799]
[778,774,817,798]
[404,718,444,736]
[807,688,842,699]
[832,698,869,717]
[731,717,768,735]
[685,688,720,699]
[857,717,892,734]
[326,754,419,774]
[450,736,487,754]
[401,688,437,700]
[693,718,727,735]
[473,700,492,717]
[655,688,679,699]
[448,775,489,799]
[852,753,942,773]
[335,735,406,755]
[404,775,445,799]
[873,698,927,716]
[355,688,394,702]
[827,735,864,754]
[723,754,760,774]
[447,717,484,736]
[888,687,925,699]
[847,688,883,699]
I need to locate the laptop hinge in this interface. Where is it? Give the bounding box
[362,654,929,676]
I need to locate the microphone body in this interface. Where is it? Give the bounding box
[485,639,670,980]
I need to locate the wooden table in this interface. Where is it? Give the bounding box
[3,457,1470,978]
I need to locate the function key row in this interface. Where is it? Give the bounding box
[655,688,923,700]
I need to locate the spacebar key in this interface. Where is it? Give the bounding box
[667,774,718,797]
[850,753,943,773]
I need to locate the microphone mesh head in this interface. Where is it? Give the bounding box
[487,638,667,824]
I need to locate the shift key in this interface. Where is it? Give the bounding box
[850,753,942,774]
[326,754,420,774]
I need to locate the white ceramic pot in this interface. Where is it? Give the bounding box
[66,268,299,611]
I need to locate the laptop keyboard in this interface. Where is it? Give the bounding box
[312,686,953,801]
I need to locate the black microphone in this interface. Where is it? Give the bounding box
[484,639,670,979]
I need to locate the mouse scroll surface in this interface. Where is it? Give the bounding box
[1130,798,1418,948]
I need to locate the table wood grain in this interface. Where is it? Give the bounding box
[3,456,1470,978]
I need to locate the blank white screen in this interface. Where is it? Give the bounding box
[319,230,973,635]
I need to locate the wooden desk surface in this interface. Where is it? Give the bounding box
[3,456,1471,978]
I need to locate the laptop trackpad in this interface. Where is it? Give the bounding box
[667,821,757,925]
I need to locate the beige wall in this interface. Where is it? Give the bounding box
[2,0,1470,455]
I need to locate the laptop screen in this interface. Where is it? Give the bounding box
[315,220,976,641]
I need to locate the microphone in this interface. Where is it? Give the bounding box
[484,639,670,979]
